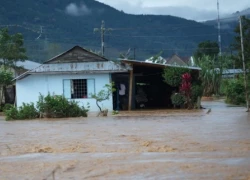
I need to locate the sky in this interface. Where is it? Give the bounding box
[95,0,250,21]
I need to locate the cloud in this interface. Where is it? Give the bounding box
[96,0,250,21]
[142,6,218,21]
[65,2,91,16]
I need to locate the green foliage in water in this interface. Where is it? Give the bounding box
[225,77,246,105]
[171,93,186,107]
[5,103,38,121]
[2,103,13,111]
[37,93,89,118]
[191,84,203,104]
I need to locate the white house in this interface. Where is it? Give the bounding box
[15,46,130,113]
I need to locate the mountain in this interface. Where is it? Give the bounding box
[203,8,250,31]
[0,0,235,62]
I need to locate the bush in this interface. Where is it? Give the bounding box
[191,85,203,104]
[225,78,245,105]
[37,93,88,118]
[5,103,38,121]
[219,79,229,96]
[171,93,186,107]
[3,103,14,111]
[18,103,39,119]
[5,107,19,120]
[67,101,88,117]
[162,67,190,87]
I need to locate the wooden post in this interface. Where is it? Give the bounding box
[128,65,133,111]
[239,16,249,111]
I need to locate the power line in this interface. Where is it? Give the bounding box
[105,32,232,38]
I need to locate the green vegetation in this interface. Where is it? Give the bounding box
[194,41,219,59]
[225,77,246,105]
[2,103,13,111]
[5,93,89,120]
[162,67,190,87]
[0,0,234,62]
[170,93,186,108]
[0,28,27,67]
[37,93,89,118]
[91,83,115,116]
[0,28,27,106]
[0,68,14,106]
[163,67,202,109]
[191,84,203,105]
[5,103,38,121]
[232,16,250,68]
[194,55,233,97]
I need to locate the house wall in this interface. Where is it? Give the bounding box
[16,73,113,113]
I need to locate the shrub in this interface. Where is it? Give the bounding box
[18,103,39,119]
[5,103,38,121]
[171,93,186,107]
[225,78,245,105]
[37,93,88,118]
[5,107,19,121]
[91,83,115,116]
[191,84,203,104]
[67,101,88,117]
[219,79,229,96]
[162,67,190,87]
[3,103,14,111]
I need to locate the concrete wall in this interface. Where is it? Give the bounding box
[16,73,113,113]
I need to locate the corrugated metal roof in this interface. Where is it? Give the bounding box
[15,61,131,80]
[222,69,244,74]
[121,59,201,70]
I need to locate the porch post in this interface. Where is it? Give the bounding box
[128,65,134,111]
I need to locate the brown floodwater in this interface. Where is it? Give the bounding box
[0,100,250,180]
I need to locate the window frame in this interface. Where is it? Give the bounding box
[63,78,95,99]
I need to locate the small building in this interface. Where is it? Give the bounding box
[117,59,200,110]
[222,69,245,79]
[15,46,201,114]
[15,46,130,112]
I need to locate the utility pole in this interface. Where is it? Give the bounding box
[94,21,112,57]
[239,16,249,112]
[217,0,222,56]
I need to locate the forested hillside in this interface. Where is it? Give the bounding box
[0,0,235,62]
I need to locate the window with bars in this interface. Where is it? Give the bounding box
[63,79,95,99]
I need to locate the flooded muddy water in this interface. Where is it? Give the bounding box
[0,100,250,179]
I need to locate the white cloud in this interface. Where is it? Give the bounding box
[96,0,250,21]
[65,2,91,16]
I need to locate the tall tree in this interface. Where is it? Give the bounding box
[0,28,27,69]
[194,41,219,59]
[232,16,250,68]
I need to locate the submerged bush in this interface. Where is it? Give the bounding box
[67,101,89,117]
[5,103,38,121]
[3,103,14,112]
[225,78,245,105]
[171,93,186,107]
[37,93,88,118]
[191,84,203,104]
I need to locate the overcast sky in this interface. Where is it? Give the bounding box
[95,0,250,21]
